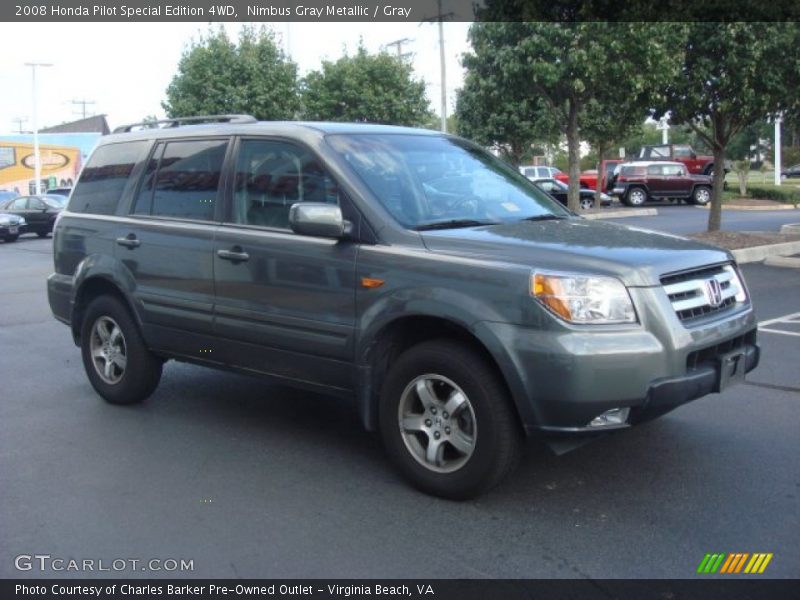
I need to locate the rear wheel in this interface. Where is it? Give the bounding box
[37,232,49,238]
[579,196,595,210]
[80,295,162,405]
[625,187,647,206]
[691,186,711,206]
[379,340,522,499]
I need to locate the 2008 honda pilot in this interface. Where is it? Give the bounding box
[48,116,759,499]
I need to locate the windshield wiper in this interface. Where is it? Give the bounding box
[414,219,498,231]
[522,214,568,222]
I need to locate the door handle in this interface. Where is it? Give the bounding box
[217,248,250,262]
[116,234,140,249]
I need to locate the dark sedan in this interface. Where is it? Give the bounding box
[0,195,65,238]
[0,212,25,242]
[533,178,612,210]
[781,164,800,179]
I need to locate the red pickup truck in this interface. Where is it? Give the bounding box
[635,144,730,176]
[554,159,622,192]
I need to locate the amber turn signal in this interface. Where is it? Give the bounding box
[361,277,385,289]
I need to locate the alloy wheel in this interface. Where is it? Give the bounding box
[397,374,477,473]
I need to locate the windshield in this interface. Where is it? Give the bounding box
[327,133,569,230]
[43,195,67,207]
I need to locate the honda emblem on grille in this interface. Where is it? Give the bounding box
[705,278,723,307]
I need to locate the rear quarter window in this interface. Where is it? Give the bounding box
[69,141,150,215]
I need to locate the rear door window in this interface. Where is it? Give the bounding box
[647,164,663,176]
[132,139,228,221]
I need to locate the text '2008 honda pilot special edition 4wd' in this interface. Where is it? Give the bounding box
[48,116,759,499]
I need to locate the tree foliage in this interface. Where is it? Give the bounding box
[456,56,559,167]
[301,46,432,126]
[163,26,300,121]
[458,22,679,211]
[654,23,800,231]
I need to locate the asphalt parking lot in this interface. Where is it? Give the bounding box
[1,222,798,580]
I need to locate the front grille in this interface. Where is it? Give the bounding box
[661,264,746,324]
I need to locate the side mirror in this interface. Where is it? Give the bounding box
[289,203,351,239]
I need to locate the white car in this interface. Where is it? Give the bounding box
[519,165,562,181]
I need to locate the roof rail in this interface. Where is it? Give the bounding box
[113,114,257,133]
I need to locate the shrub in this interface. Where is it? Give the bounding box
[748,185,800,207]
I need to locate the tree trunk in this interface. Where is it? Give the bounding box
[566,101,581,213]
[707,145,726,232]
[595,142,606,209]
[511,141,524,168]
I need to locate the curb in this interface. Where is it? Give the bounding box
[763,255,800,269]
[732,240,800,264]
[583,208,658,220]
[780,224,800,234]
[697,203,797,211]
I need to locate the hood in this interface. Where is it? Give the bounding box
[420,218,732,287]
[0,212,23,224]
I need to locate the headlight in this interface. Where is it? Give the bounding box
[531,272,637,324]
[0,216,9,225]
[18,217,26,225]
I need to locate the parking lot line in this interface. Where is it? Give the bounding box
[758,312,800,337]
[759,328,800,337]
[758,312,800,327]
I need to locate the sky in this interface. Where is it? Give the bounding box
[0,21,472,134]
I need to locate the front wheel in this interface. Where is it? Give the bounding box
[579,196,595,210]
[80,295,162,405]
[625,188,647,206]
[379,340,522,499]
[3,234,18,243]
[691,186,712,206]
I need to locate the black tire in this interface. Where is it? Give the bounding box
[80,295,162,405]
[691,185,712,206]
[624,187,647,207]
[4,234,18,242]
[579,196,595,210]
[379,339,522,499]
[37,231,49,238]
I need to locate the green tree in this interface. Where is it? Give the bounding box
[163,26,299,121]
[301,46,432,126]
[460,23,679,211]
[654,23,800,231]
[455,50,560,166]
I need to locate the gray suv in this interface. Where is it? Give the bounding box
[48,116,759,499]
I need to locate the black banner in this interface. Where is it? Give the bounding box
[3,0,800,22]
[4,580,800,600]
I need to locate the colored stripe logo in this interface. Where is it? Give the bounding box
[697,552,773,574]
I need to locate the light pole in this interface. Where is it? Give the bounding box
[437,0,447,132]
[774,114,782,187]
[657,114,670,145]
[24,61,53,196]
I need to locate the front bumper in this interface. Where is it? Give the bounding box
[629,342,758,425]
[475,296,759,435]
